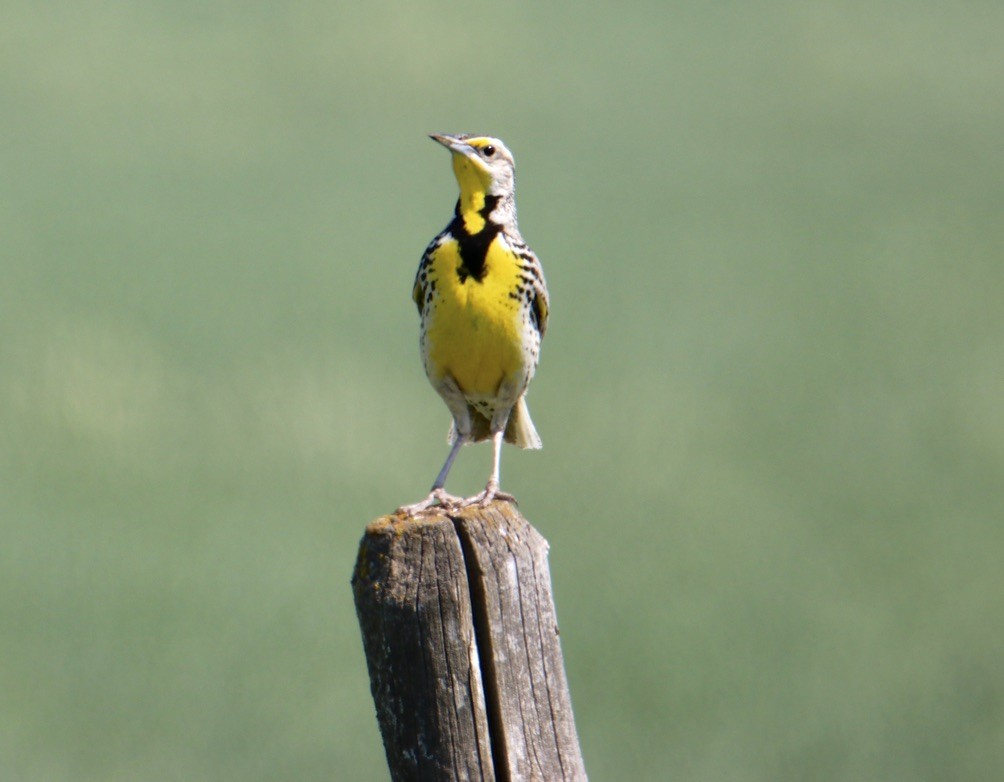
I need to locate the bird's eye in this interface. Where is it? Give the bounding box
[483,145,496,157]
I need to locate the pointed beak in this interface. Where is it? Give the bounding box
[429,133,473,156]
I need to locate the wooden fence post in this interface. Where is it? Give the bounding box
[352,500,588,781]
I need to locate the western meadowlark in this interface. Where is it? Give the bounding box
[398,134,549,515]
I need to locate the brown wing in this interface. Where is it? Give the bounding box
[512,237,548,338]
[412,233,444,313]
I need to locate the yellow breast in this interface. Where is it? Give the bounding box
[423,235,527,397]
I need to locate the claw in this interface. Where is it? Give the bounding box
[459,481,517,509]
[397,488,463,517]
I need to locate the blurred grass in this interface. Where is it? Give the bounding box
[2,1,1003,780]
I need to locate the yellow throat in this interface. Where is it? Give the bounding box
[450,152,492,234]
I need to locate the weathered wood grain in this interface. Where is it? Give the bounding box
[453,503,588,781]
[353,514,495,781]
[352,501,587,781]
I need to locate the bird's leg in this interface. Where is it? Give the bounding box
[461,429,516,508]
[397,422,468,517]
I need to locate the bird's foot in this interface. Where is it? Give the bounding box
[397,488,463,517]
[460,481,517,509]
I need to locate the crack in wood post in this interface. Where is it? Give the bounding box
[353,502,587,781]
[452,512,512,782]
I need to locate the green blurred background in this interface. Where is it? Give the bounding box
[3,1,1003,779]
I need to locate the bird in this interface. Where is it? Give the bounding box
[398,134,549,516]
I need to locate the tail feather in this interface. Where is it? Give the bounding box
[505,396,542,449]
[446,396,542,449]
